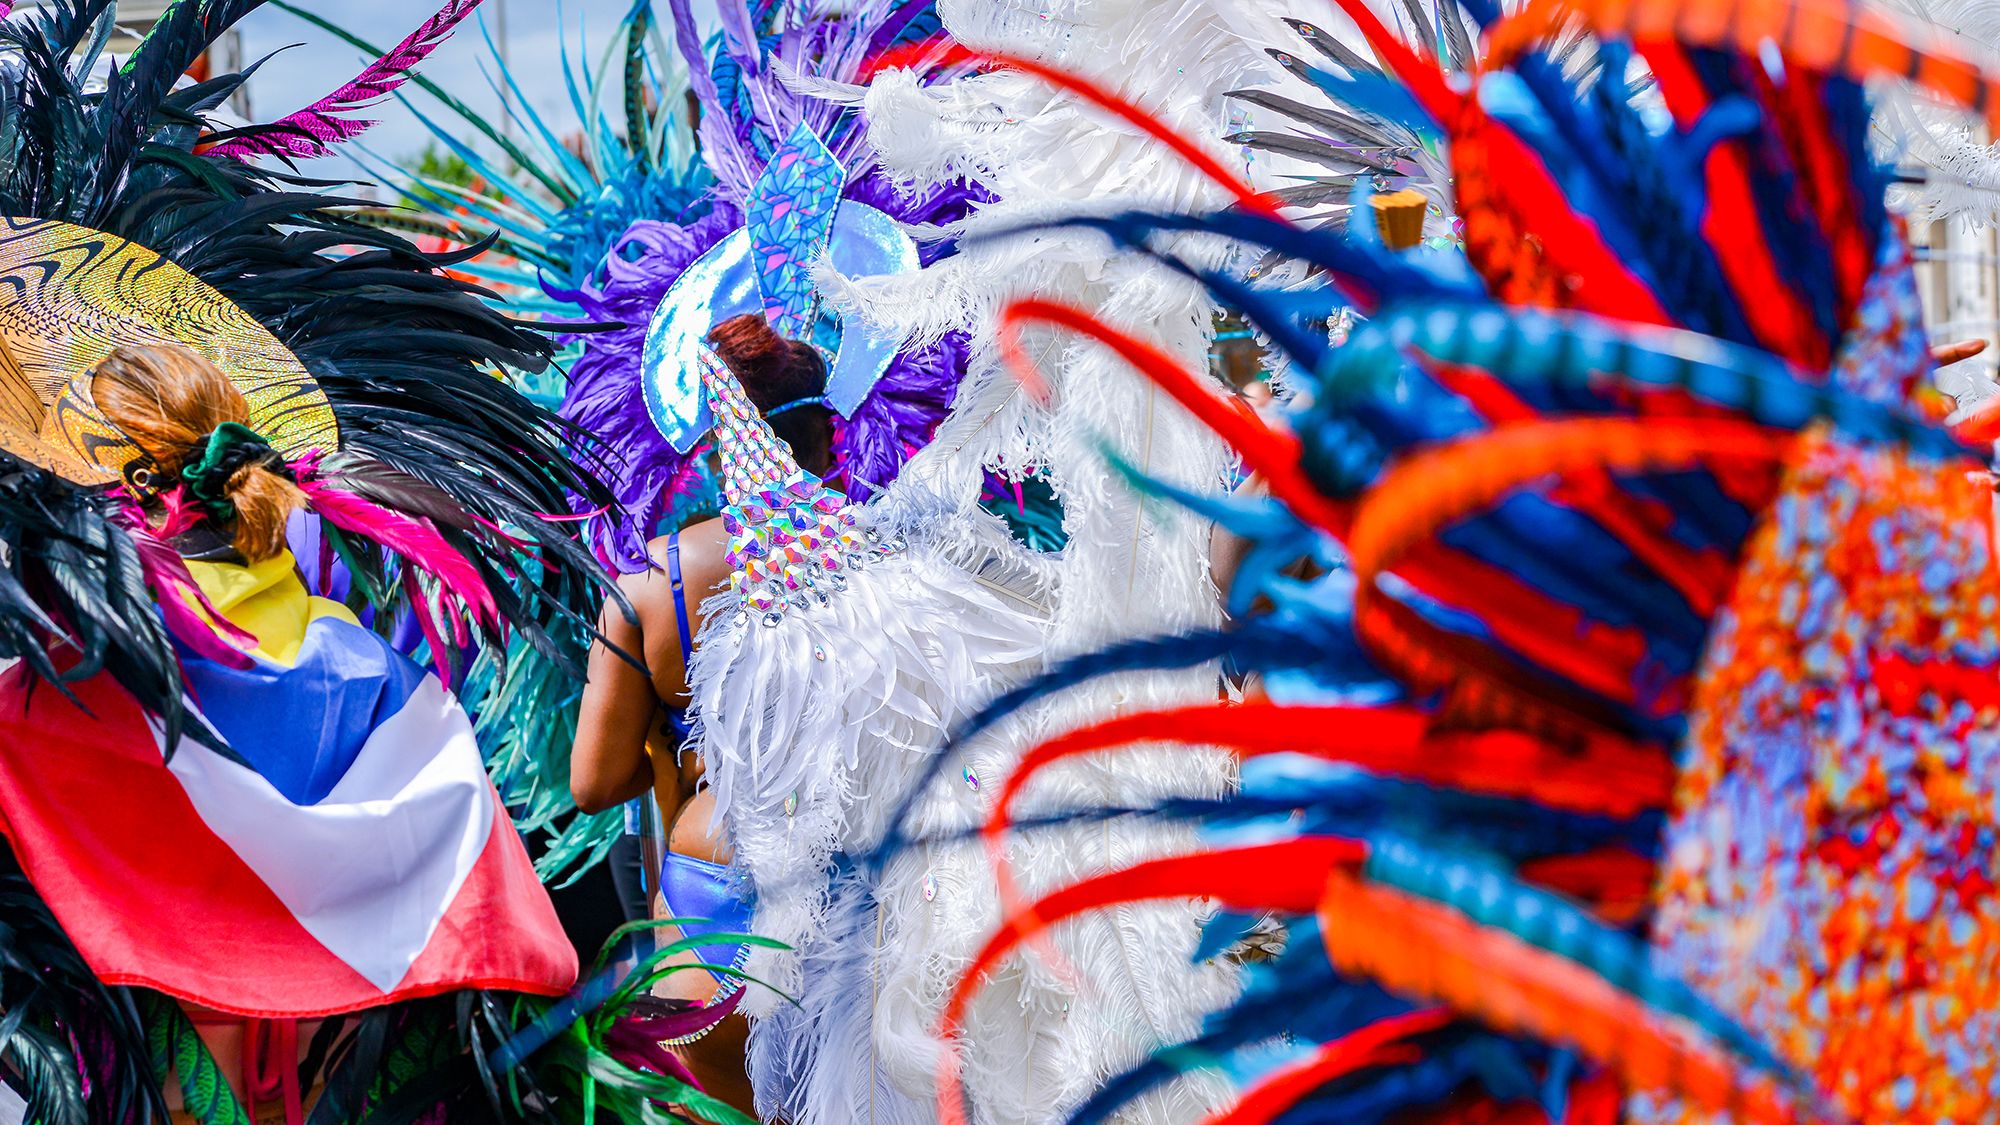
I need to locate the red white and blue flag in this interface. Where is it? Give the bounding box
[0,561,576,1018]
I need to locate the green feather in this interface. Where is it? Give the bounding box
[623,2,655,169]
[145,995,251,1125]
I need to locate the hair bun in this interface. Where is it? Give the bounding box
[89,345,305,562]
[181,422,289,521]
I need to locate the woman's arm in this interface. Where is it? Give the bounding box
[570,593,661,814]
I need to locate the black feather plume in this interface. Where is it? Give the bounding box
[0,1,622,730]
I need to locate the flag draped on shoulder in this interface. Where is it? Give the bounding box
[0,554,575,1018]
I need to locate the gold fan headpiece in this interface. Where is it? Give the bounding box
[0,217,336,485]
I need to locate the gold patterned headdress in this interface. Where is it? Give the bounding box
[0,217,336,485]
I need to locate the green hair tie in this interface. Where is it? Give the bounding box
[181,422,280,523]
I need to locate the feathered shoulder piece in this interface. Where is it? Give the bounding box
[678,334,1051,1124]
[0,0,616,745]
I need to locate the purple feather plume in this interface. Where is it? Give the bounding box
[208,0,486,161]
[555,1,988,572]
[602,990,746,1080]
[836,332,967,497]
[823,173,986,501]
[551,211,741,572]
[554,172,978,573]
[666,0,722,110]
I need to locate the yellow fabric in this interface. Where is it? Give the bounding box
[182,551,358,668]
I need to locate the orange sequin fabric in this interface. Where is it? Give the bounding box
[1644,431,2000,1122]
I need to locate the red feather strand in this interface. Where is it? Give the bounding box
[1345,418,1792,729]
[1490,0,2000,136]
[1344,416,1792,592]
[981,702,1672,911]
[995,298,1351,533]
[1199,1009,1453,1125]
[1637,41,1833,369]
[1351,593,1637,739]
[1766,71,1873,319]
[1514,848,1658,927]
[864,42,1284,218]
[1422,362,1748,615]
[933,840,1371,1125]
[979,703,1670,932]
[1313,869,1807,1125]
[1452,109,1679,325]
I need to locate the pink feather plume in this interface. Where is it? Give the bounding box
[207,0,486,161]
[113,505,259,670]
[294,474,502,663]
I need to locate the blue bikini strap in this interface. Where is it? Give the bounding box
[666,532,695,657]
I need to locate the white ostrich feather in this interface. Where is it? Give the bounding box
[785,1,1301,1121]
[1873,0,2000,227]
[690,497,1054,1124]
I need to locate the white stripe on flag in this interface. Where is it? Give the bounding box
[163,674,494,993]
[0,1076,25,1125]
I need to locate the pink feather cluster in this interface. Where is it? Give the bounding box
[112,498,260,671]
[207,0,486,160]
[115,451,507,682]
[292,471,501,680]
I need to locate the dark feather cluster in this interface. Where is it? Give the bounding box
[0,840,165,1125]
[0,0,620,735]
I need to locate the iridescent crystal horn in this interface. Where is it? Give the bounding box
[697,346,897,624]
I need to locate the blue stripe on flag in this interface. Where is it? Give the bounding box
[181,618,430,805]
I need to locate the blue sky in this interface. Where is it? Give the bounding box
[230,0,717,182]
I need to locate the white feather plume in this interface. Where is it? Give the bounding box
[801,0,1297,1120]
[1873,0,2000,227]
[690,497,1056,1123]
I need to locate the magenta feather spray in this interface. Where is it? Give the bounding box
[207,0,486,161]
[114,502,260,671]
[292,464,501,679]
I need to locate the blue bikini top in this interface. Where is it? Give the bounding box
[664,531,694,741]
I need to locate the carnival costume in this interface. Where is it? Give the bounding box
[353,0,979,576]
[0,2,743,1121]
[841,0,2000,1121]
[326,0,997,892]
[608,14,1054,1120]
[358,3,1179,1120]
[819,2,1337,1118]
[621,2,1318,1119]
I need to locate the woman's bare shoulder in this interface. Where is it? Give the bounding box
[658,518,733,600]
